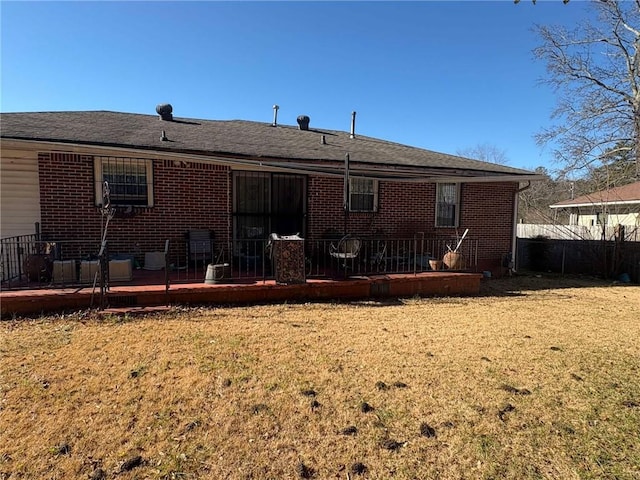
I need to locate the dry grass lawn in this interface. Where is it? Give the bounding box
[1,276,639,480]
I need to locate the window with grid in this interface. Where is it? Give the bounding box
[349,177,378,212]
[94,157,154,207]
[435,183,459,227]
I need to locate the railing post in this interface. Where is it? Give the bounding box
[474,239,478,271]
[100,241,109,309]
[17,237,24,281]
[262,239,267,284]
[164,239,170,301]
[413,235,418,275]
[90,240,108,310]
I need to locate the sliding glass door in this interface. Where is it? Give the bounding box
[233,172,306,242]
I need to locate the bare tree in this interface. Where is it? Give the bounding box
[534,0,640,182]
[517,166,578,224]
[456,143,510,165]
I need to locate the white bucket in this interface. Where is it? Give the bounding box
[205,263,230,284]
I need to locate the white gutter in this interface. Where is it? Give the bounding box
[550,200,640,208]
[3,138,545,184]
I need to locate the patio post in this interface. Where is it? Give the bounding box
[343,153,350,235]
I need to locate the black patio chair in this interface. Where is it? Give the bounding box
[186,229,214,266]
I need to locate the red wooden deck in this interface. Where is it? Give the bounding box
[1,271,482,317]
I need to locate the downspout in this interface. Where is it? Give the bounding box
[512,181,531,273]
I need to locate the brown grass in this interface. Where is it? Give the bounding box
[1,276,639,479]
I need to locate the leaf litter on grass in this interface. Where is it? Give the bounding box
[1,277,639,479]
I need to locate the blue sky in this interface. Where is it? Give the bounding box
[1,1,592,172]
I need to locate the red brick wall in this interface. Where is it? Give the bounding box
[460,182,517,271]
[307,178,437,238]
[38,153,230,261]
[306,177,516,271]
[38,152,516,272]
[39,152,98,240]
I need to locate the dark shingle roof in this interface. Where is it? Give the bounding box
[551,181,640,208]
[1,110,535,177]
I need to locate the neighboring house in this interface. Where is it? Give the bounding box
[549,181,640,239]
[1,105,541,273]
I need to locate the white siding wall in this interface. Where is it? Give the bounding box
[571,209,640,228]
[577,214,598,227]
[517,223,639,241]
[1,148,41,238]
[608,212,640,226]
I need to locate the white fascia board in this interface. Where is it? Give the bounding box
[550,200,640,209]
[2,139,543,183]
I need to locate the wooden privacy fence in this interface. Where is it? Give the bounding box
[516,237,640,282]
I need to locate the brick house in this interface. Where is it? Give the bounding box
[1,105,541,274]
[550,181,640,233]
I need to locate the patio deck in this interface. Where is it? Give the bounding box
[0,270,482,317]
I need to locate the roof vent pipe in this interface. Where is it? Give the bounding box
[161,130,168,141]
[297,115,310,131]
[272,104,279,127]
[156,103,173,121]
[350,111,356,139]
[321,135,326,145]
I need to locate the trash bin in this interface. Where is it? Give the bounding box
[268,233,306,285]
